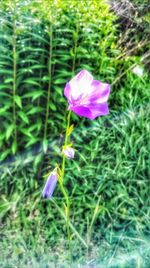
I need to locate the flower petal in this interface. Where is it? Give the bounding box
[88,102,109,119]
[64,69,111,120]
[69,105,93,119]
[64,82,71,100]
[88,80,110,103]
[67,70,93,102]
[74,70,93,85]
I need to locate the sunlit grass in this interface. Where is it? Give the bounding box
[1,75,150,266]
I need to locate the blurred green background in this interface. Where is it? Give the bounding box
[0,0,150,267]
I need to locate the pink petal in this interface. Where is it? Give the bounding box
[88,80,110,103]
[69,105,93,119]
[64,69,111,120]
[66,70,93,102]
[64,82,71,100]
[88,102,109,119]
[74,70,93,84]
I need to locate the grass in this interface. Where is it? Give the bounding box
[0,0,150,267]
[0,72,150,267]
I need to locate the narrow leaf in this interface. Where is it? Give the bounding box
[14,95,22,109]
[6,124,14,140]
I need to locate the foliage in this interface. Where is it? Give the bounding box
[1,78,150,265]
[0,0,150,267]
[0,0,118,161]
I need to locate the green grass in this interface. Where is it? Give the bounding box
[1,73,150,267]
[0,0,150,267]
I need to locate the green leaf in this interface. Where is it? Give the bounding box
[49,103,56,111]
[42,76,50,81]
[14,95,22,109]
[0,149,11,161]
[23,90,44,101]
[0,132,5,141]
[25,137,40,148]
[18,111,29,124]
[33,154,43,171]
[27,107,43,115]
[0,70,13,75]
[67,124,74,136]
[43,139,48,153]
[0,85,10,90]
[0,103,11,115]
[12,140,17,154]
[6,124,14,140]
[20,128,32,138]
[23,78,40,86]
[53,78,67,85]
[28,32,49,45]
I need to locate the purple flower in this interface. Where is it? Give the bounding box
[62,146,75,159]
[64,70,110,120]
[42,168,58,198]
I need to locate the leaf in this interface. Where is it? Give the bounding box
[0,103,11,115]
[18,47,47,55]
[22,78,40,86]
[33,153,43,171]
[18,111,29,124]
[42,76,50,81]
[0,70,13,75]
[12,140,17,154]
[53,78,67,85]
[0,85,11,90]
[3,78,13,84]
[67,124,74,136]
[28,32,49,45]
[23,90,44,101]
[43,139,48,153]
[0,132,5,141]
[0,92,10,97]
[0,149,11,161]
[27,107,43,115]
[14,95,22,109]
[49,103,56,111]
[25,137,40,148]
[6,124,14,140]
[0,198,12,218]
[20,128,32,138]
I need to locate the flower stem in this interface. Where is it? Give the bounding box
[59,109,72,256]
[61,109,72,182]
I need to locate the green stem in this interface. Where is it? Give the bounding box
[59,180,70,235]
[60,21,78,181]
[72,23,78,75]
[61,110,72,181]
[57,22,78,260]
[58,23,78,255]
[58,109,72,257]
[12,5,17,146]
[44,23,53,143]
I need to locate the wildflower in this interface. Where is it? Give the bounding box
[42,168,58,198]
[64,69,110,120]
[62,145,75,159]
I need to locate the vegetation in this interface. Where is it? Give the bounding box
[0,0,150,267]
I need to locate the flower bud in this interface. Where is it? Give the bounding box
[42,168,58,198]
[62,146,75,159]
